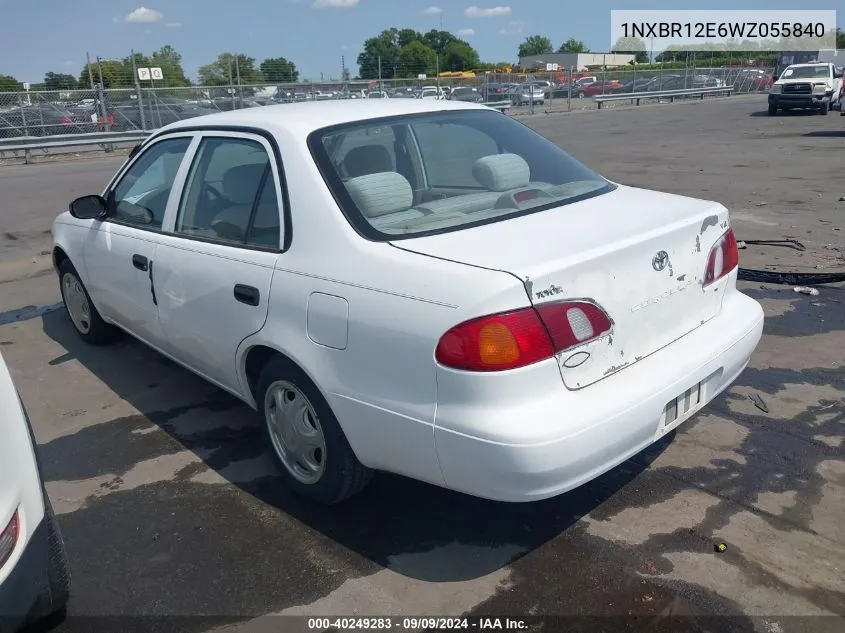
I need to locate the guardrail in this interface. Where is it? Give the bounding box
[0,131,148,163]
[593,86,734,109]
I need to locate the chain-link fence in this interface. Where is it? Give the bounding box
[0,64,774,140]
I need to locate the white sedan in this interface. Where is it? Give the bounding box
[52,99,764,505]
[0,352,70,626]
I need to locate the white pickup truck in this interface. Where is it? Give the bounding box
[767,61,843,115]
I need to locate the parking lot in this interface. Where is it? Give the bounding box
[1,95,844,632]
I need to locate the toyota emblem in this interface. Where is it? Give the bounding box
[652,251,669,271]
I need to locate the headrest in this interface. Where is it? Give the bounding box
[472,153,530,192]
[343,145,392,178]
[222,163,268,205]
[345,172,413,218]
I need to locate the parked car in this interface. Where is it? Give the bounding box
[419,86,445,100]
[367,90,389,99]
[448,87,484,103]
[511,83,545,105]
[733,69,773,92]
[580,80,624,97]
[618,78,657,93]
[0,352,70,629]
[53,99,764,506]
[481,82,506,101]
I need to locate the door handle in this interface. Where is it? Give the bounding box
[132,254,148,271]
[233,284,260,306]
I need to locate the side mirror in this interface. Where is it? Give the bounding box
[69,194,108,220]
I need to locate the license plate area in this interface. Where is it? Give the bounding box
[659,380,704,435]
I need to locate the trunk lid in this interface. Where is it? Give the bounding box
[396,185,731,389]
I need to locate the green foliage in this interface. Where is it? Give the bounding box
[260,57,299,83]
[356,27,480,79]
[198,53,262,86]
[558,38,589,53]
[0,74,23,91]
[518,35,553,58]
[612,37,650,63]
[43,73,78,90]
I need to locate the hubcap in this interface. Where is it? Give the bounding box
[62,273,91,334]
[264,381,326,485]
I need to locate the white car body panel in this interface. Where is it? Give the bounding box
[51,99,765,501]
[0,353,44,588]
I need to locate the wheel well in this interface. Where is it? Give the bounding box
[244,345,289,399]
[52,246,69,271]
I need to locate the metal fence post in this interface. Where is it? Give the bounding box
[18,93,29,138]
[130,50,147,131]
[567,65,573,111]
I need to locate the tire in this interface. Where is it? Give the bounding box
[768,104,777,115]
[820,101,829,115]
[58,259,118,345]
[257,356,372,505]
[27,495,70,626]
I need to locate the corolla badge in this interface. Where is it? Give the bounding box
[652,250,669,272]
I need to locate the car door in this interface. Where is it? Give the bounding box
[82,134,196,347]
[152,132,282,393]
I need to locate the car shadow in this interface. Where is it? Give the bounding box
[39,308,672,583]
[803,129,845,137]
[748,109,823,117]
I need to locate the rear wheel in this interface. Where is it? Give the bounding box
[257,356,372,505]
[58,260,118,345]
[27,495,70,626]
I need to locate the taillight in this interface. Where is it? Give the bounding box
[703,229,739,287]
[0,510,19,569]
[435,301,613,372]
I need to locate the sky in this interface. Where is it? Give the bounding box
[0,0,841,83]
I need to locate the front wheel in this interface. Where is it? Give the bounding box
[820,101,830,115]
[767,104,777,115]
[257,357,372,505]
[58,259,118,345]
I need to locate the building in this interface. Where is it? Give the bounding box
[518,52,635,71]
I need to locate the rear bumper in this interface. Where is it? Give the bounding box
[0,516,48,626]
[434,290,764,502]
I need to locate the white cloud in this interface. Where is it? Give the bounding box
[422,6,442,14]
[464,5,511,18]
[312,0,359,8]
[457,28,475,36]
[498,19,523,35]
[123,6,164,23]
[165,22,182,28]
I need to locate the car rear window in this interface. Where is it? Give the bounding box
[308,109,613,241]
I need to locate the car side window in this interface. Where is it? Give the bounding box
[412,122,499,188]
[110,137,191,229]
[175,137,280,248]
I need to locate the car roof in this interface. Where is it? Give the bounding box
[159,99,489,137]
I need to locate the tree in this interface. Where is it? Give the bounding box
[397,41,437,77]
[0,75,23,92]
[612,36,649,63]
[558,38,589,53]
[149,45,192,87]
[357,28,402,79]
[78,60,132,88]
[199,53,262,86]
[836,28,845,50]
[43,72,78,90]
[518,35,553,59]
[397,28,423,49]
[421,29,458,55]
[260,57,299,83]
[440,40,480,72]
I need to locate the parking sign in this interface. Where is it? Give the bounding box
[137,68,151,80]
[150,67,164,80]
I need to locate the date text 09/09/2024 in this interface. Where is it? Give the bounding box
[307,617,528,630]
[621,22,827,40]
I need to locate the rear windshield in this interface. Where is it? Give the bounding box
[308,109,613,240]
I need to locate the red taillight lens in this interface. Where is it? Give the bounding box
[435,301,613,372]
[703,229,739,287]
[0,510,20,569]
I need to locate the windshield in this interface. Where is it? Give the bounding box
[308,109,613,241]
[781,65,829,79]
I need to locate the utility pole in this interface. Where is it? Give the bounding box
[378,56,382,91]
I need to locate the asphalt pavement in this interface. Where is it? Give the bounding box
[1,95,843,633]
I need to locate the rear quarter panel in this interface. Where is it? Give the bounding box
[238,126,530,485]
